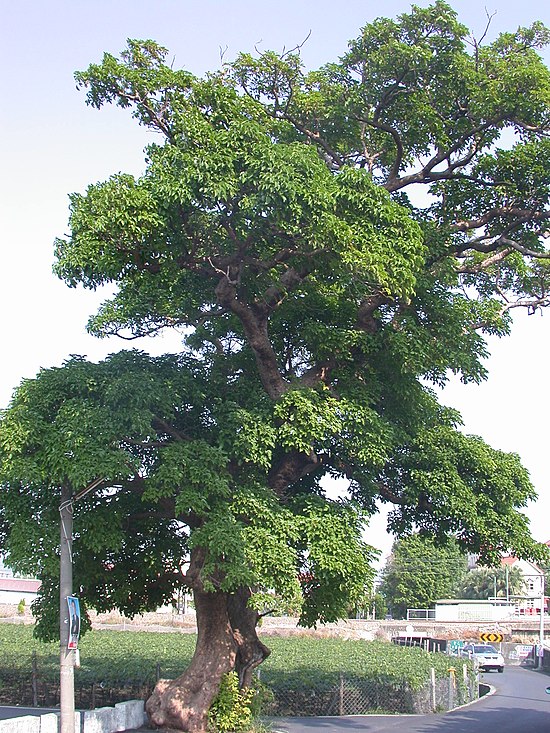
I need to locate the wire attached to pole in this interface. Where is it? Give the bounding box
[59,499,74,565]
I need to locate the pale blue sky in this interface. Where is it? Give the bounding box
[1,1,549,559]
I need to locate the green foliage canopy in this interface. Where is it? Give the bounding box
[1,3,550,639]
[0,352,375,635]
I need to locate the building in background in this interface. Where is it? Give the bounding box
[501,555,547,616]
[0,554,40,604]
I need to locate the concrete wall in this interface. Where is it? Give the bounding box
[0,701,146,733]
[0,590,39,604]
[434,601,516,622]
[82,700,147,732]
[323,617,550,644]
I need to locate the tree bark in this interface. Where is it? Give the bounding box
[146,587,237,732]
[145,579,271,732]
[228,587,271,689]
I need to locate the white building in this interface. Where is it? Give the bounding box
[501,555,546,616]
[0,554,40,603]
[434,598,516,622]
[0,576,40,604]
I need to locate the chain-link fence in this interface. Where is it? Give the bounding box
[0,652,157,709]
[0,653,478,716]
[259,666,478,716]
[421,666,478,713]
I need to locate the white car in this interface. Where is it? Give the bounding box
[461,643,505,673]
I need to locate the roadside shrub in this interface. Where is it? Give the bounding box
[209,672,254,732]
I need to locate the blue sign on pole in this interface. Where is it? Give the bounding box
[67,596,81,650]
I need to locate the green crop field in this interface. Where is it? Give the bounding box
[263,636,464,689]
[0,623,478,715]
[0,623,470,691]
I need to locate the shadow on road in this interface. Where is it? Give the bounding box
[273,706,550,733]
[272,715,423,731]
[399,705,550,733]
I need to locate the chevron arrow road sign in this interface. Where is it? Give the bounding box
[479,632,503,643]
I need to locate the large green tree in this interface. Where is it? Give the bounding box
[460,565,525,600]
[2,3,550,731]
[379,534,468,618]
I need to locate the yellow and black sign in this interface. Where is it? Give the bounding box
[479,632,503,643]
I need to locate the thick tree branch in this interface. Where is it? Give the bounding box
[152,416,191,441]
[267,449,320,495]
[380,115,507,191]
[356,294,388,333]
[451,208,550,234]
[499,236,550,259]
[500,294,550,314]
[510,117,550,136]
[299,362,335,389]
[215,276,288,399]
[455,247,513,273]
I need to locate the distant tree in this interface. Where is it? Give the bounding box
[372,592,388,621]
[460,565,525,600]
[379,535,468,618]
[348,577,387,619]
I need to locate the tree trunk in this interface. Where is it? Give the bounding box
[146,587,237,732]
[146,540,272,732]
[228,587,271,689]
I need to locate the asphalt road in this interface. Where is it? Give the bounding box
[272,666,550,733]
[0,705,58,720]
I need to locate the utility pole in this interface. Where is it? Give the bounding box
[59,483,75,733]
[59,477,104,733]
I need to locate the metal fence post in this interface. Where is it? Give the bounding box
[448,668,455,710]
[462,664,468,702]
[430,667,436,711]
[31,651,38,707]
